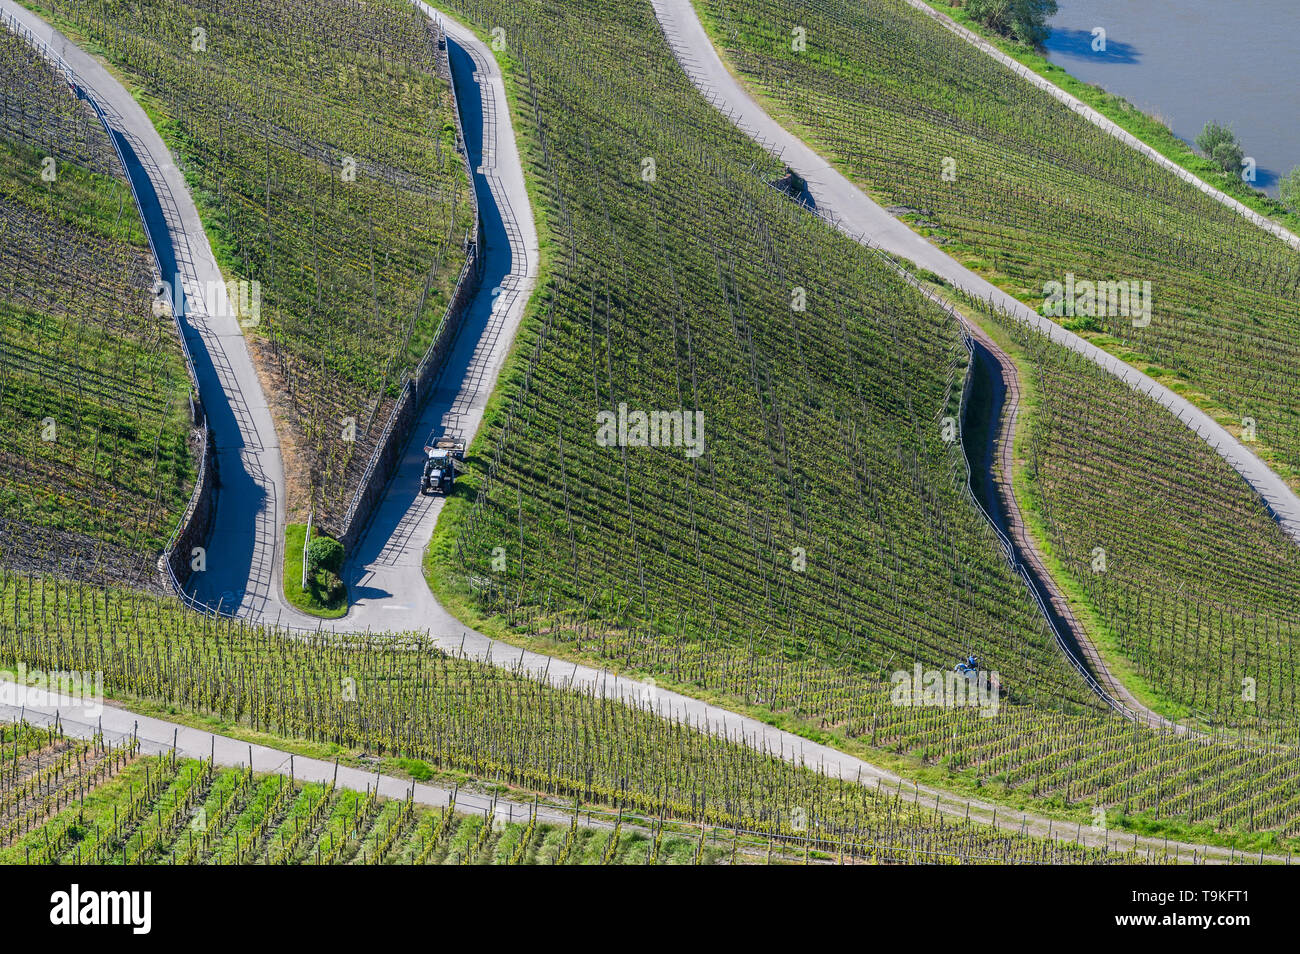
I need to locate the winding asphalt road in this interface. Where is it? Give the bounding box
[0,689,1067,864]
[340,4,540,635]
[0,0,539,633]
[3,684,1262,862]
[0,0,299,624]
[0,686,600,834]
[654,0,1258,728]
[0,1,1277,863]
[654,0,1300,547]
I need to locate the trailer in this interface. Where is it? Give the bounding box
[421,435,465,496]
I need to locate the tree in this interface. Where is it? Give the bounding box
[307,535,344,575]
[306,535,346,604]
[1195,121,1234,156]
[1279,166,1300,213]
[1212,140,1245,176]
[1196,121,1244,175]
[964,0,1059,47]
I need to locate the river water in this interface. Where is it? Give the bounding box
[1043,0,1299,194]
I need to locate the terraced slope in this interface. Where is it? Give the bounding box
[9,720,1072,866]
[674,0,1300,739]
[998,314,1300,737]
[0,675,1136,864]
[0,579,999,841]
[0,727,731,864]
[395,0,1300,842]
[6,0,1299,850]
[0,23,195,585]
[7,574,1296,848]
[695,0,1300,482]
[423,0,1091,720]
[32,0,476,530]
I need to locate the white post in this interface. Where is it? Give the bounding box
[302,510,313,590]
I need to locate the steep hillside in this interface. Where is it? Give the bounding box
[0,23,195,585]
[697,0,1300,483]
[425,0,1089,721]
[32,0,476,528]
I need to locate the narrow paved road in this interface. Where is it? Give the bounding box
[340,4,540,635]
[0,690,1049,864]
[653,0,1207,729]
[0,685,1262,862]
[0,1,540,634]
[0,0,1272,865]
[0,688,594,832]
[0,0,309,625]
[654,0,1300,546]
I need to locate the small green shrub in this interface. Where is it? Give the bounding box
[312,568,345,604]
[307,536,344,575]
[962,0,1058,47]
[1196,121,1245,174]
[1280,166,1300,213]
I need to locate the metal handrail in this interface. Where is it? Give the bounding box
[951,322,1140,721]
[301,510,313,591]
[880,249,1146,723]
[756,171,1150,727]
[337,249,477,535]
[335,15,483,541]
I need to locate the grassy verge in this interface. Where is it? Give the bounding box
[283,523,347,618]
